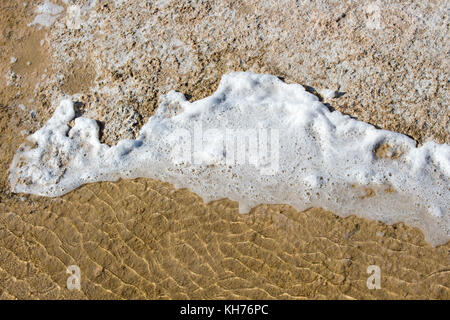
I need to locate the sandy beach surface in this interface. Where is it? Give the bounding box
[0,0,448,299]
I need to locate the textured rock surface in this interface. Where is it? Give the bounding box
[35,0,449,145]
[0,0,448,299]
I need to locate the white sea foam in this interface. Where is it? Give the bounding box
[9,72,449,245]
[318,89,337,99]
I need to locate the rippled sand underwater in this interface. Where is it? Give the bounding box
[1,178,449,299]
[0,0,449,299]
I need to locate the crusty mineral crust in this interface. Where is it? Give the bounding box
[32,0,448,145]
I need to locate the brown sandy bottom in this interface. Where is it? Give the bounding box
[0,177,449,300]
[0,0,449,299]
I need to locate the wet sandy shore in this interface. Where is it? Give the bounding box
[0,0,448,299]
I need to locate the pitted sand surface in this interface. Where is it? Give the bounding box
[0,0,448,299]
[36,0,450,145]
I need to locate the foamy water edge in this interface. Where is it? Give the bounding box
[9,72,449,245]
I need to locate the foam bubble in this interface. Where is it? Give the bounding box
[9,72,449,245]
[319,88,337,99]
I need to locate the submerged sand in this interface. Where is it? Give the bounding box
[0,0,449,299]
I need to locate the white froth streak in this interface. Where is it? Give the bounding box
[9,72,449,245]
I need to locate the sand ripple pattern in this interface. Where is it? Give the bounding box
[0,178,449,300]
